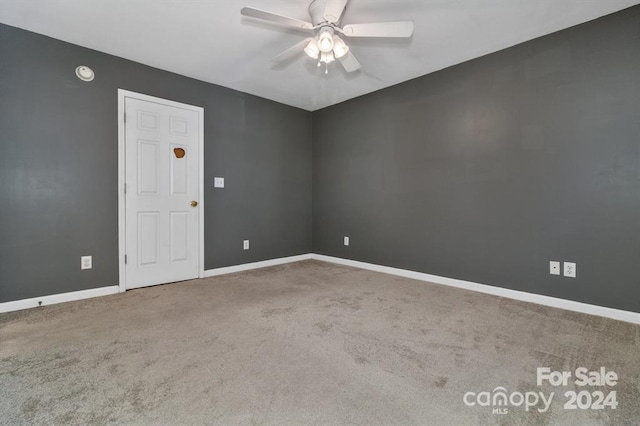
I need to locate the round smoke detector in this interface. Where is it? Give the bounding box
[75,65,95,82]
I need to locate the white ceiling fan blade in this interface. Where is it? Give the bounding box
[341,21,414,38]
[271,38,312,64]
[241,7,314,31]
[324,0,349,23]
[338,51,361,73]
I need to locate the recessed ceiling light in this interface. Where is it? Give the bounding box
[75,65,95,82]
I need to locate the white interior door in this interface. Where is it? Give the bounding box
[124,97,200,289]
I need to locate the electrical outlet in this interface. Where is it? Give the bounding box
[564,262,576,278]
[344,236,349,246]
[214,177,225,188]
[549,261,560,275]
[81,255,92,270]
[243,240,249,250]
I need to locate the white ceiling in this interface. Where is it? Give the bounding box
[1,0,638,111]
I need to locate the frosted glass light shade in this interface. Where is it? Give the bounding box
[304,39,320,59]
[318,31,334,53]
[332,35,349,59]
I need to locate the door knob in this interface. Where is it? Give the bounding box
[190,201,198,207]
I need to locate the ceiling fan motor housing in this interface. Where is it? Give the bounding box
[309,0,343,26]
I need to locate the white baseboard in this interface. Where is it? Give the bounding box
[0,286,120,314]
[0,255,313,314]
[203,254,313,277]
[311,254,640,325]
[3,254,637,325]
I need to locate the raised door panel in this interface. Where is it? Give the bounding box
[137,140,159,195]
[137,212,159,266]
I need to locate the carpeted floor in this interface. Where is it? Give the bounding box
[1,260,638,425]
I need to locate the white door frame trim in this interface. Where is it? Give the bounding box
[117,89,205,292]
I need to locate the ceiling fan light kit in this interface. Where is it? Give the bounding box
[241,0,414,75]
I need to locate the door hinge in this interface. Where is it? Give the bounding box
[125,254,128,264]
[123,112,127,123]
[124,183,127,194]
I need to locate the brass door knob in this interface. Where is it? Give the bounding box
[190,201,198,207]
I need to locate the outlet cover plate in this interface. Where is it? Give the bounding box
[344,236,349,246]
[214,177,225,188]
[243,240,249,250]
[564,262,576,278]
[550,261,560,275]
[81,255,92,270]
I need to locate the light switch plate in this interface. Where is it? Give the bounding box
[243,240,249,250]
[344,236,349,246]
[214,177,225,188]
[550,261,560,275]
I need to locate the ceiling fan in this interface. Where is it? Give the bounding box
[241,0,414,74]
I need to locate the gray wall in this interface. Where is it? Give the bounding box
[0,24,312,303]
[2,6,639,312]
[313,7,640,312]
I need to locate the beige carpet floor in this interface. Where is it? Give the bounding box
[1,260,639,425]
